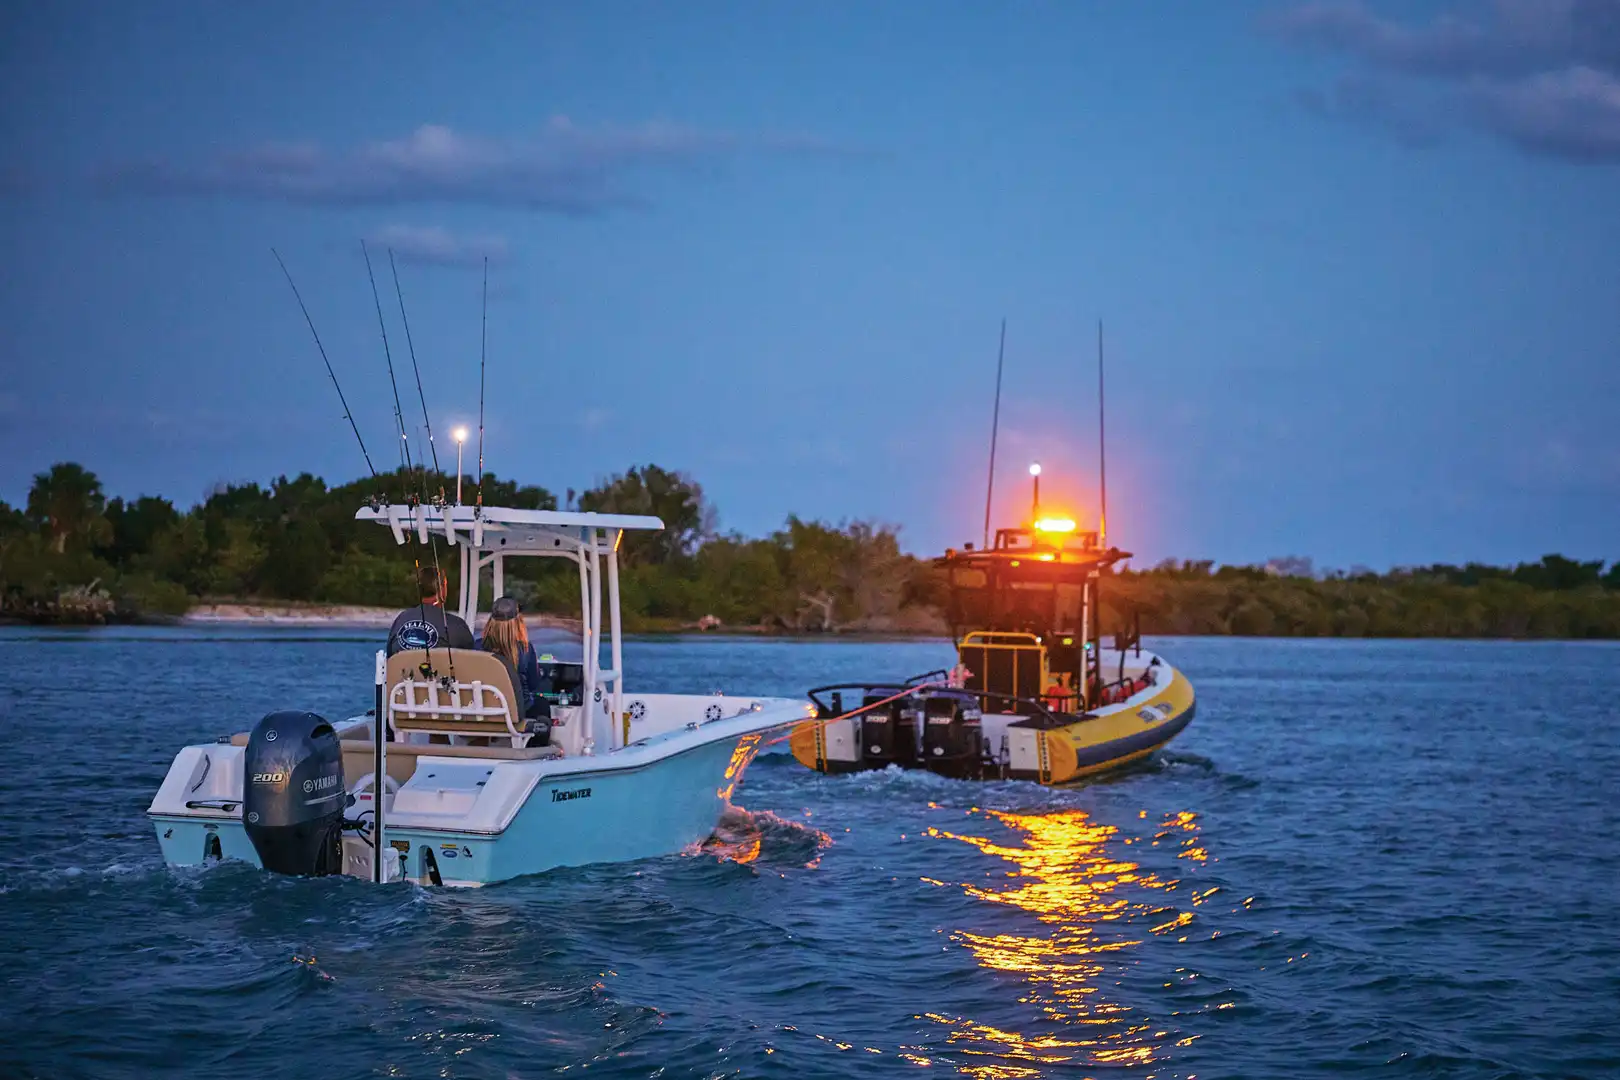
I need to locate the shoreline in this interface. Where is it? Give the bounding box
[5,607,1616,643]
[9,602,1613,642]
[177,603,938,637]
[182,602,588,632]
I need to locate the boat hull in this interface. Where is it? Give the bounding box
[790,657,1195,785]
[1038,662,1196,783]
[152,706,798,885]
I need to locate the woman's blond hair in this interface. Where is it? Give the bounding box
[481,615,523,671]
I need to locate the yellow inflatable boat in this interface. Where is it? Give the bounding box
[790,516,1196,784]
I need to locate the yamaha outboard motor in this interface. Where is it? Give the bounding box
[242,710,346,876]
[861,695,918,765]
[922,695,982,761]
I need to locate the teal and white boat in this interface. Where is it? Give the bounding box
[148,503,810,886]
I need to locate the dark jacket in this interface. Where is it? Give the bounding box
[473,637,545,718]
[387,603,475,656]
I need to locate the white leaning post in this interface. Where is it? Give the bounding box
[372,648,387,883]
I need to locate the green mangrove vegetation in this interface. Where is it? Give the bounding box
[4,461,1619,638]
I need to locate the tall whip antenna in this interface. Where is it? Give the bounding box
[1098,319,1107,548]
[476,256,487,507]
[982,317,1006,549]
[272,249,377,479]
[362,240,414,484]
[389,249,442,483]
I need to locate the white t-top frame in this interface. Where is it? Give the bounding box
[356,504,665,755]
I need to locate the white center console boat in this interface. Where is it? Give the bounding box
[148,503,811,886]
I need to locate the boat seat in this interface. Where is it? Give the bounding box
[387,648,534,749]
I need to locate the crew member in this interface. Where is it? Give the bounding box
[387,566,475,655]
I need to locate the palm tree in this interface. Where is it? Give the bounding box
[26,462,111,554]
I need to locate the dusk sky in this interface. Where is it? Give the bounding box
[2,1,1617,570]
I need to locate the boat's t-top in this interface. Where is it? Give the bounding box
[356,501,662,754]
[936,516,1131,714]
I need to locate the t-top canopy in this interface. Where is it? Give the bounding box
[356,503,664,553]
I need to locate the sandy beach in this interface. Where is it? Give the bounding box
[182,602,583,633]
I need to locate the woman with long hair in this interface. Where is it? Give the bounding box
[480,605,524,672]
[481,596,545,720]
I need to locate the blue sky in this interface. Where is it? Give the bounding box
[2,1,1617,569]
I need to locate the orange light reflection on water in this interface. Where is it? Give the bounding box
[715,732,762,804]
[922,807,1209,1074]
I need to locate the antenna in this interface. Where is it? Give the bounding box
[272,249,377,479]
[982,318,1006,549]
[389,249,442,484]
[476,256,487,507]
[362,240,414,484]
[1098,319,1107,548]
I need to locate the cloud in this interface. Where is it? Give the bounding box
[1267,0,1620,162]
[1295,74,1449,146]
[1473,65,1620,160]
[95,117,856,213]
[368,224,510,268]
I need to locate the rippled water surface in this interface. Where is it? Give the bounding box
[1,628,1617,1079]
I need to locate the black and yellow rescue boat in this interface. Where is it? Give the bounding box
[790,516,1195,784]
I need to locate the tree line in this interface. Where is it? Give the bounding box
[0,461,934,632]
[3,460,1619,638]
[1111,557,1620,639]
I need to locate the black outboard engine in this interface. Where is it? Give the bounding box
[922,696,982,761]
[242,710,346,876]
[861,695,899,762]
[861,695,919,765]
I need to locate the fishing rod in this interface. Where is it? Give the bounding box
[476,256,487,509]
[362,240,415,488]
[370,245,459,683]
[982,317,1006,550]
[388,249,443,492]
[271,248,378,480]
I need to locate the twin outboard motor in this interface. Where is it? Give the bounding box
[243,710,346,876]
[923,696,982,761]
[861,695,918,765]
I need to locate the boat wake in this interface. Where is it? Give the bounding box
[698,807,832,869]
[1155,749,1218,772]
[0,858,169,897]
[1150,749,1261,791]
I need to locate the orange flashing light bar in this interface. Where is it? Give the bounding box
[1033,517,1077,534]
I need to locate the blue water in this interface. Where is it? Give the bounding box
[1,629,1616,1079]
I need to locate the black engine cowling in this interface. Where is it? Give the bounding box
[922,696,983,760]
[860,696,918,764]
[242,710,346,876]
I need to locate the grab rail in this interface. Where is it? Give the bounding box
[804,679,1086,727]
